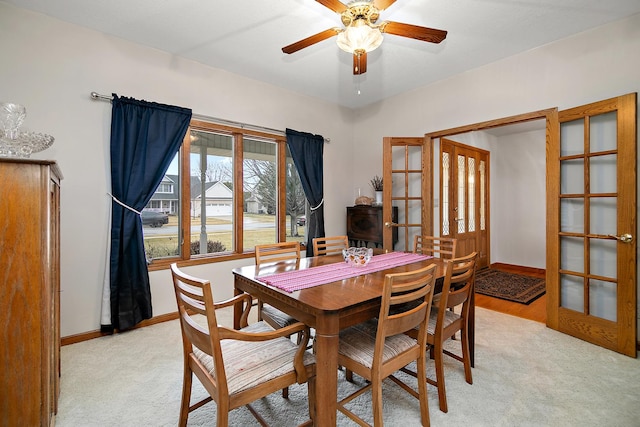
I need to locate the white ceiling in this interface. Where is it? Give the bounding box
[5,0,640,109]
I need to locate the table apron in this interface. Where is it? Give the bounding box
[233,274,381,332]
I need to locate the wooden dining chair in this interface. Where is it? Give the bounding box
[312,235,349,256]
[337,263,438,427]
[413,235,457,259]
[404,251,477,413]
[254,241,304,398]
[170,263,316,427]
[254,241,301,330]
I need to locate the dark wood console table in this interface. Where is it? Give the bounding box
[346,205,398,248]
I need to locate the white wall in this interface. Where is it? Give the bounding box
[0,3,355,337]
[490,129,547,268]
[352,14,640,334]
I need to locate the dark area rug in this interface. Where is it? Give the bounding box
[475,268,546,304]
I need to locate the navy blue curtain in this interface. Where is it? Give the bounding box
[107,94,192,331]
[286,128,325,257]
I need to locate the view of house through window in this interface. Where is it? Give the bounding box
[142,120,307,264]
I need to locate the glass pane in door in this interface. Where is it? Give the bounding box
[407,145,422,170]
[457,154,466,233]
[589,197,616,236]
[590,155,616,194]
[467,157,476,232]
[479,160,486,231]
[589,279,617,321]
[559,110,620,320]
[560,159,584,194]
[590,111,617,152]
[442,152,450,235]
[560,119,584,156]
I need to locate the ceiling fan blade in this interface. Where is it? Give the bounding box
[282,28,340,54]
[382,21,447,44]
[373,0,397,11]
[316,0,347,13]
[353,51,367,75]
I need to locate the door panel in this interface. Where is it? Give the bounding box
[382,137,431,251]
[441,139,490,268]
[548,93,637,357]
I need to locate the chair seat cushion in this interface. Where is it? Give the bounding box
[427,307,461,334]
[261,304,299,328]
[193,321,315,395]
[338,320,418,369]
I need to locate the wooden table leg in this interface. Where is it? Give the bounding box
[233,286,243,330]
[470,290,475,367]
[313,315,339,426]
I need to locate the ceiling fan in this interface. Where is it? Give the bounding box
[282,0,447,75]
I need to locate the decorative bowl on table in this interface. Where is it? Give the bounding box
[342,247,373,267]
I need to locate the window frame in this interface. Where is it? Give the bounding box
[147,119,303,271]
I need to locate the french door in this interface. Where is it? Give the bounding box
[440,139,490,268]
[547,93,637,357]
[382,137,431,251]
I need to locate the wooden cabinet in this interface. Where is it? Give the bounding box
[0,159,62,426]
[346,205,398,248]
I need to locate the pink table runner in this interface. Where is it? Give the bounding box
[256,252,432,293]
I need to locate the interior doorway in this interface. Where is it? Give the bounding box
[440,138,490,269]
[425,111,553,323]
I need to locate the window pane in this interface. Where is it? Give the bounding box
[143,152,180,260]
[243,138,277,249]
[191,130,233,255]
[286,148,306,245]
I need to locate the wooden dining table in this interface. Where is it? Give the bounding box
[232,252,475,427]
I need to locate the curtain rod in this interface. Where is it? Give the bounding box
[90,91,330,142]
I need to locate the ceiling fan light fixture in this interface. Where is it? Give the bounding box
[336,19,383,53]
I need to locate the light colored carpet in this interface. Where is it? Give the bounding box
[55,307,640,426]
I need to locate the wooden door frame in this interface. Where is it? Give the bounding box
[425,108,558,315]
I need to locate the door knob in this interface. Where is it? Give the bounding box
[384,221,397,228]
[609,233,634,243]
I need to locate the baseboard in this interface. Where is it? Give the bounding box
[490,263,546,277]
[61,311,179,346]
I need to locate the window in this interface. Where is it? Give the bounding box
[156,183,173,193]
[143,119,307,268]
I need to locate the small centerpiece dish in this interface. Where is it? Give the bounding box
[342,247,373,267]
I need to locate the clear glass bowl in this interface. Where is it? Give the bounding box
[0,102,54,158]
[342,247,373,267]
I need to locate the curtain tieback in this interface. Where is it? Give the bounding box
[107,192,141,215]
[310,198,324,211]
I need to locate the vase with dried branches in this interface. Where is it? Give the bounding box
[370,175,383,191]
[370,175,383,205]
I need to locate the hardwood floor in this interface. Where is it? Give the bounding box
[474,263,546,323]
